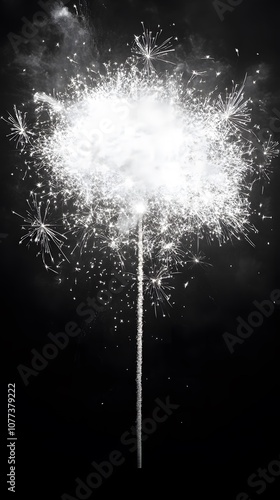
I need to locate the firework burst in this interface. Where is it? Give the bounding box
[27,66,258,250]
[5,13,278,468]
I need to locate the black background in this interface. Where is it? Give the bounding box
[1,0,280,498]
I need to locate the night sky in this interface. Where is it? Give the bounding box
[1,0,280,499]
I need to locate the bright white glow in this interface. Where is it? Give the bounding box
[7,58,279,270]
[4,25,278,273]
[134,202,147,215]
[29,66,262,253]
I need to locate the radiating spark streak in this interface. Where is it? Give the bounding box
[2,106,33,150]
[133,22,175,73]
[261,136,279,175]
[157,242,185,267]
[13,195,69,273]
[217,76,251,131]
[144,266,175,315]
[186,251,213,269]
[99,234,126,266]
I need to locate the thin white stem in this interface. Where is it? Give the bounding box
[136,216,144,469]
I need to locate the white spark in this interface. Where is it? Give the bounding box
[13,195,68,273]
[186,251,213,269]
[133,22,175,73]
[144,265,175,314]
[2,106,33,150]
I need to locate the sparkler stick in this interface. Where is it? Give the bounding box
[137,216,144,468]
[4,12,279,468]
